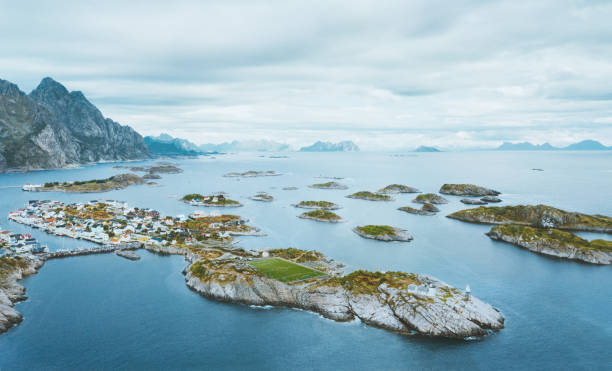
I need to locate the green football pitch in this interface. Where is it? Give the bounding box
[249,258,327,282]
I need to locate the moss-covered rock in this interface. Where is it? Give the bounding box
[299,210,343,223]
[309,181,348,190]
[487,225,612,264]
[440,184,500,196]
[353,225,412,242]
[398,202,439,216]
[448,205,612,233]
[347,191,392,201]
[377,184,420,194]
[293,201,340,210]
[413,193,448,205]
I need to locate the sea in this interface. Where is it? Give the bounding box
[0,151,611,370]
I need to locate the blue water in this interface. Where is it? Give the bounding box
[0,152,611,370]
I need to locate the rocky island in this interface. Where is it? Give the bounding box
[3,200,505,339]
[293,201,341,210]
[440,184,501,197]
[447,205,612,234]
[309,181,348,190]
[346,191,393,201]
[413,193,448,205]
[249,193,274,202]
[23,173,146,193]
[182,194,243,207]
[224,170,281,178]
[378,184,420,194]
[461,198,488,205]
[352,225,413,242]
[486,225,612,265]
[299,210,343,223]
[398,203,439,216]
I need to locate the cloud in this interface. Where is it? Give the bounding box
[1,0,612,149]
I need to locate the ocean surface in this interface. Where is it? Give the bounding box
[0,151,611,370]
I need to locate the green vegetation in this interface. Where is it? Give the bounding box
[182,193,204,201]
[300,210,342,221]
[181,194,241,206]
[439,183,500,196]
[0,256,28,281]
[355,225,396,236]
[40,174,145,193]
[249,258,326,282]
[347,191,391,200]
[267,248,323,262]
[326,270,421,295]
[310,181,348,189]
[490,225,612,252]
[378,184,420,194]
[413,193,448,204]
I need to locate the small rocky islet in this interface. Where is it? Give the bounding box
[224,170,281,178]
[347,191,393,201]
[399,203,440,216]
[181,193,243,207]
[249,193,274,202]
[309,181,349,190]
[413,193,449,205]
[299,210,343,223]
[440,184,501,197]
[377,184,420,194]
[352,225,413,242]
[293,201,341,210]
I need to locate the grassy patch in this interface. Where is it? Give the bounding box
[267,248,323,262]
[348,191,391,200]
[326,270,421,295]
[297,200,336,208]
[301,210,341,221]
[491,224,612,252]
[250,258,326,282]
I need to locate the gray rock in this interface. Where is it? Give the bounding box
[481,196,502,203]
[461,198,488,205]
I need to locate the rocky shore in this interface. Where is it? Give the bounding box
[448,205,612,233]
[25,173,146,193]
[377,184,420,194]
[413,193,448,205]
[486,225,612,264]
[299,210,343,223]
[309,181,348,190]
[352,225,413,242]
[347,191,393,201]
[0,256,43,334]
[398,203,439,215]
[184,247,504,339]
[293,201,341,210]
[224,170,281,178]
[440,184,501,197]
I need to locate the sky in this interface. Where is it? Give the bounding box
[1,0,612,150]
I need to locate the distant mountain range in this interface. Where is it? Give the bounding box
[415,146,441,152]
[0,77,151,172]
[299,140,359,152]
[199,140,290,153]
[144,133,206,156]
[497,140,610,151]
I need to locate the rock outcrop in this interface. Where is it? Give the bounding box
[309,182,348,190]
[377,184,420,194]
[440,184,501,197]
[413,193,448,205]
[346,191,393,201]
[0,256,43,334]
[448,205,612,234]
[486,225,612,265]
[398,203,439,215]
[299,140,359,152]
[184,249,504,339]
[352,225,413,242]
[0,77,151,172]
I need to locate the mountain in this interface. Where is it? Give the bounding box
[415,146,440,152]
[0,77,151,172]
[299,140,359,152]
[198,140,290,152]
[144,133,205,156]
[497,140,610,151]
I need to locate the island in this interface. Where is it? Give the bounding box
[481,196,502,203]
[293,201,341,210]
[181,193,243,207]
[413,193,448,205]
[346,191,393,201]
[486,225,612,265]
[415,146,441,152]
[114,162,183,175]
[352,225,413,242]
[439,184,501,197]
[223,170,281,178]
[461,198,488,205]
[282,186,298,191]
[3,201,505,339]
[398,203,439,216]
[23,173,146,193]
[309,181,348,190]
[298,210,343,223]
[447,205,612,234]
[377,184,420,194]
[249,193,274,202]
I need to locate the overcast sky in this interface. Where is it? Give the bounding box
[2,0,612,149]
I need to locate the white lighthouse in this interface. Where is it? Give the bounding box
[465,284,471,300]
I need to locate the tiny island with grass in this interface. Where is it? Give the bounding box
[224,170,281,178]
[293,200,341,210]
[439,183,500,197]
[309,181,348,190]
[378,184,420,194]
[346,191,392,201]
[181,193,243,207]
[413,193,448,205]
[24,173,147,193]
[249,193,274,202]
[299,210,343,223]
[399,202,439,216]
[352,225,413,242]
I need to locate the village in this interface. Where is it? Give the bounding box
[4,199,258,259]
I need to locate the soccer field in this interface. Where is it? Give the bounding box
[249,258,327,282]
